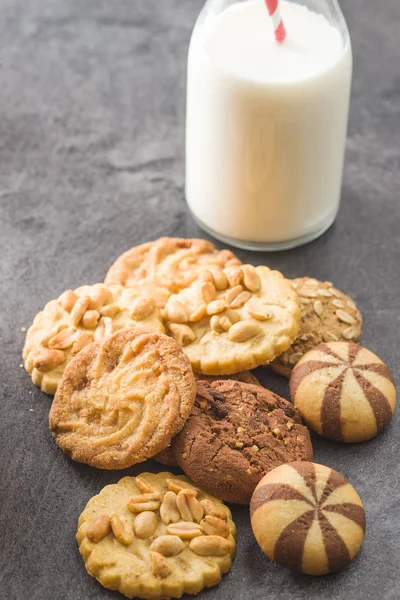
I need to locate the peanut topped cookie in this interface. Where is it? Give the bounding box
[23,283,164,395]
[77,472,236,599]
[173,380,313,504]
[105,237,241,305]
[49,329,196,469]
[272,277,362,377]
[163,265,301,374]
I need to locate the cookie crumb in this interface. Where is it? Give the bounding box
[21,327,27,332]
[29,408,34,412]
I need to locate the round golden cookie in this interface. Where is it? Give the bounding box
[23,283,164,395]
[49,328,196,469]
[250,462,366,575]
[163,265,301,375]
[271,277,362,377]
[290,342,396,442]
[77,472,236,600]
[104,237,241,306]
[153,371,261,467]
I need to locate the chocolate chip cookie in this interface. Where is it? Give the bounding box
[153,372,261,467]
[173,381,313,504]
[271,277,362,377]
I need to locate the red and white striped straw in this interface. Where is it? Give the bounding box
[265,0,287,43]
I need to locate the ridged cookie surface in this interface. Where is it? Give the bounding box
[105,237,241,304]
[49,329,196,469]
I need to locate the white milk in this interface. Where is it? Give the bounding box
[185,0,352,249]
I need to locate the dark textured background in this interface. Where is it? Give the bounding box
[0,0,399,598]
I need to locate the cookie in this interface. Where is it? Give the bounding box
[49,328,196,469]
[23,283,164,395]
[105,237,241,305]
[290,342,396,442]
[271,278,362,377]
[163,265,301,374]
[250,462,366,575]
[153,372,261,467]
[173,381,313,504]
[77,472,236,599]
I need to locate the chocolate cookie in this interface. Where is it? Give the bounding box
[173,381,313,504]
[271,277,362,377]
[250,462,366,575]
[290,342,396,442]
[153,372,261,467]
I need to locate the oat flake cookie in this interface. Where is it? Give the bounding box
[77,472,236,599]
[251,462,366,575]
[23,283,164,395]
[105,237,242,305]
[271,277,362,377]
[290,342,396,442]
[173,380,313,504]
[49,328,196,469]
[163,265,301,374]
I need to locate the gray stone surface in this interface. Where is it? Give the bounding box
[0,0,399,598]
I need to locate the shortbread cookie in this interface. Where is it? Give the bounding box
[105,237,241,305]
[290,342,396,442]
[153,372,261,467]
[23,283,164,395]
[77,472,236,599]
[271,278,362,377]
[250,462,366,575]
[49,329,196,469]
[173,381,313,504]
[163,265,301,374]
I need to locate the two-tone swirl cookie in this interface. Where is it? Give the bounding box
[290,342,396,442]
[250,462,366,575]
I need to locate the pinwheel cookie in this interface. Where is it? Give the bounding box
[250,462,366,575]
[163,265,301,374]
[23,283,164,395]
[290,342,396,442]
[76,472,236,599]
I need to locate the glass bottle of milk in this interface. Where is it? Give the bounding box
[185,0,352,250]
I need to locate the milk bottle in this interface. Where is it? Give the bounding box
[185,0,352,250]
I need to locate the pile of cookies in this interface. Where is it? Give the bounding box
[22,237,396,598]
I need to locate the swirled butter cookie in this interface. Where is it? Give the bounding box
[76,472,236,599]
[49,329,196,469]
[105,237,241,304]
[163,265,301,374]
[271,278,362,377]
[23,283,164,395]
